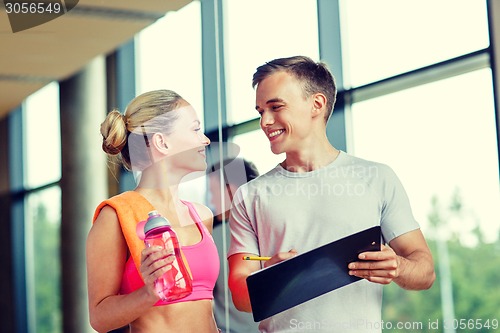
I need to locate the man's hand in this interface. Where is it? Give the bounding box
[263,249,298,268]
[348,245,399,284]
[348,229,435,290]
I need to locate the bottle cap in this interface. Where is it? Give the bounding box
[143,210,171,234]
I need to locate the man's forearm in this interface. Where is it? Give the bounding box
[394,250,436,290]
[229,276,253,312]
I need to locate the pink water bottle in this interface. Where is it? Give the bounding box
[143,210,193,301]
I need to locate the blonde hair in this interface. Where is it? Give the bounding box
[100,89,183,171]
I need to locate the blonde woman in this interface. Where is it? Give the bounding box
[87,90,220,332]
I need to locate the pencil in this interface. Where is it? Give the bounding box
[242,255,271,261]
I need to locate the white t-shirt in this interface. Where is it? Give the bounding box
[228,151,419,333]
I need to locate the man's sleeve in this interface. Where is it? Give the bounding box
[227,186,260,258]
[379,165,420,243]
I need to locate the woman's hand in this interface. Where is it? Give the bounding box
[140,246,175,300]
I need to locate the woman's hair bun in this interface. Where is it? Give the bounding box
[100,110,127,155]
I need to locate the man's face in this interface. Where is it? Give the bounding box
[255,71,314,155]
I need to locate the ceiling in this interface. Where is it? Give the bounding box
[0,0,193,119]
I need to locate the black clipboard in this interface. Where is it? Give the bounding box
[246,226,381,322]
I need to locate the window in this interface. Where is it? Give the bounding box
[135,1,204,122]
[351,69,499,241]
[21,82,62,333]
[339,0,489,87]
[25,187,62,333]
[24,83,61,188]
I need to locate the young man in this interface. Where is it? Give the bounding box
[227,56,435,332]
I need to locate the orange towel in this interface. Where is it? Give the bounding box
[92,191,192,279]
[93,191,153,272]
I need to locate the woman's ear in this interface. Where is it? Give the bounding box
[311,93,327,118]
[152,133,169,152]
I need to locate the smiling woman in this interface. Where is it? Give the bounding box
[87,89,220,333]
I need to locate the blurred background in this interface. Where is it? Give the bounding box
[0,0,499,332]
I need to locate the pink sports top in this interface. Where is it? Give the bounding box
[120,200,220,305]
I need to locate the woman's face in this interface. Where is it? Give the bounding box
[165,101,210,173]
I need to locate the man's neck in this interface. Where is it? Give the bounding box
[282,145,340,172]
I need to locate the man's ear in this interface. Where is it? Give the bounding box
[152,133,169,152]
[311,93,327,118]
